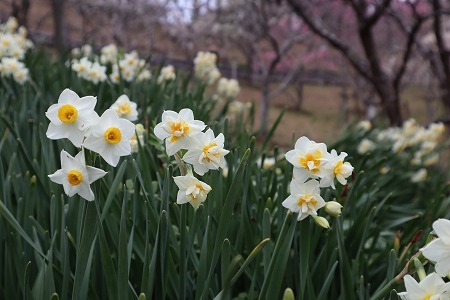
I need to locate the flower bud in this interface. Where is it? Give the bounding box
[135,123,145,135]
[282,288,295,300]
[325,201,343,217]
[413,258,426,281]
[312,215,330,229]
[30,175,37,186]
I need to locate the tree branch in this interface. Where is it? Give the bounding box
[286,0,372,81]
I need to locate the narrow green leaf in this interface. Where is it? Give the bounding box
[0,201,45,258]
[261,212,297,300]
[317,261,338,300]
[179,204,187,300]
[95,201,118,300]
[200,149,251,299]
[101,160,127,221]
[72,202,98,300]
[118,188,130,300]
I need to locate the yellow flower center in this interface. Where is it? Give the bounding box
[67,170,83,186]
[104,127,122,144]
[422,295,431,300]
[299,150,322,173]
[58,104,78,124]
[297,194,318,208]
[334,161,344,175]
[169,121,190,143]
[203,142,218,162]
[117,102,131,115]
[190,184,206,200]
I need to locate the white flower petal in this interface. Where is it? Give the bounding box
[166,139,183,156]
[422,239,450,262]
[435,254,450,278]
[75,96,97,111]
[100,147,121,167]
[294,136,311,153]
[118,119,136,139]
[433,219,450,245]
[48,169,65,184]
[193,163,209,176]
[45,104,62,125]
[154,123,170,140]
[403,275,426,298]
[176,190,189,204]
[58,88,79,104]
[420,272,445,291]
[46,123,70,140]
[293,168,309,183]
[86,166,107,183]
[179,108,194,120]
[66,125,85,147]
[77,182,95,201]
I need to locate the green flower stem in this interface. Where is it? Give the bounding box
[370,251,424,300]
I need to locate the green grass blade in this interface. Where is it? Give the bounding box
[0,201,45,258]
[200,149,251,299]
[118,188,130,300]
[72,202,98,300]
[101,161,127,221]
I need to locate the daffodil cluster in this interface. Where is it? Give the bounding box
[46,89,138,201]
[193,51,221,85]
[69,44,151,84]
[283,136,353,225]
[0,17,32,84]
[71,57,108,84]
[0,17,33,59]
[216,78,240,100]
[355,119,446,183]
[99,44,118,65]
[110,51,151,83]
[154,108,229,209]
[358,119,444,159]
[397,218,450,299]
[157,65,176,84]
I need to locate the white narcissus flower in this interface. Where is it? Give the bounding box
[421,219,450,277]
[174,173,212,209]
[411,168,427,183]
[153,108,206,156]
[285,136,328,179]
[48,150,107,201]
[397,273,450,300]
[45,89,99,147]
[82,109,135,167]
[217,78,240,99]
[157,65,176,84]
[282,179,326,221]
[320,150,353,189]
[356,120,372,132]
[111,94,138,121]
[357,138,376,154]
[182,129,229,175]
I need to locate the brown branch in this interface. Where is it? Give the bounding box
[286,0,371,81]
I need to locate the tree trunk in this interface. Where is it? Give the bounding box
[294,80,303,111]
[11,0,30,27]
[439,79,450,114]
[377,83,403,125]
[260,83,270,136]
[50,0,66,55]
